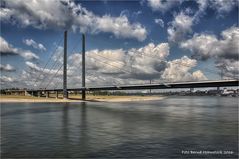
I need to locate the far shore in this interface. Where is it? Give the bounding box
[0,95,166,103]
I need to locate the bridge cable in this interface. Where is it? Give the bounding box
[32,36,63,88]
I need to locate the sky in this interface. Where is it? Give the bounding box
[0,0,238,89]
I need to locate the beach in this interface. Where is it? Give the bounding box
[0,95,165,103]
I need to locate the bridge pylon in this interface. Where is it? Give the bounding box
[82,34,86,100]
[63,31,68,99]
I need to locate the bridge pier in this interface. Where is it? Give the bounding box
[190,88,194,92]
[56,91,59,99]
[38,91,41,98]
[46,91,49,98]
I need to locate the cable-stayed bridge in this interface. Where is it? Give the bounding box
[3,31,239,100]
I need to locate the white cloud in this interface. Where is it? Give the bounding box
[192,70,208,81]
[126,43,169,79]
[19,50,39,60]
[52,46,64,63]
[1,0,147,41]
[161,56,207,81]
[67,42,206,84]
[25,61,65,76]
[147,0,181,12]
[0,36,18,55]
[194,0,209,21]
[94,15,147,41]
[23,39,46,51]
[167,12,194,42]
[86,49,126,74]
[0,64,16,72]
[69,43,170,80]
[215,59,239,79]
[181,26,239,61]
[25,61,41,71]
[0,36,39,60]
[154,18,164,27]
[194,0,238,21]
[147,0,237,15]
[24,61,67,88]
[0,8,14,21]
[165,0,237,43]
[181,26,239,78]
[210,0,238,15]
[0,76,15,82]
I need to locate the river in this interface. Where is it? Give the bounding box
[1,96,238,158]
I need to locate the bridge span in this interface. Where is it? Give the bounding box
[3,80,238,99]
[5,79,238,93]
[34,79,238,91]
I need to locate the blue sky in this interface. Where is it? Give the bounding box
[0,0,238,89]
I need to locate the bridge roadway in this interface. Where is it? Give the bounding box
[28,80,238,92]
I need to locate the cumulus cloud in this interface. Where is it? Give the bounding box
[166,0,237,43]
[209,0,238,15]
[0,64,16,72]
[147,0,237,15]
[181,26,239,78]
[1,0,147,41]
[193,0,237,22]
[0,75,15,82]
[125,43,169,79]
[68,43,170,80]
[94,15,147,41]
[24,61,67,88]
[25,61,41,71]
[181,26,239,61]
[167,12,194,42]
[0,36,18,55]
[192,70,208,81]
[67,42,206,86]
[216,59,239,79]
[23,39,46,51]
[154,18,164,27]
[162,56,207,82]
[147,0,181,12]
[0,36,39,60]
[0,75,17,89]
[52,46,64,63]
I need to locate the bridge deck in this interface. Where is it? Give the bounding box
[6,80,237,92]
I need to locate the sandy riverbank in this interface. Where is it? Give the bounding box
[0,95,165,103]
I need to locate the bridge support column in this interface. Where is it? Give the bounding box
[38,91,41,98]
[56,91,58,99]
[46,91,49,98]
[190,88,194,92]
[217,87,220,93]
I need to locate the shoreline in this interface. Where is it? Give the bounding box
[0,95,165,103]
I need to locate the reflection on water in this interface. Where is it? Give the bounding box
[1,96,238,158]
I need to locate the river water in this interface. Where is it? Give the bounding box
[1,96,238,158]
